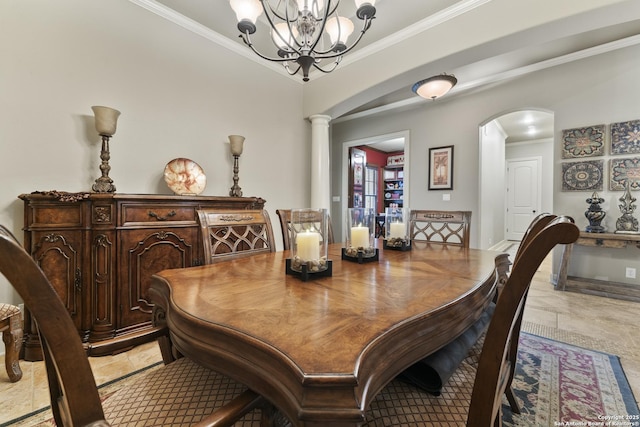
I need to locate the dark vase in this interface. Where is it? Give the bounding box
[585,191,606,233]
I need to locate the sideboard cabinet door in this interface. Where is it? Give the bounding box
[118,227,197,332]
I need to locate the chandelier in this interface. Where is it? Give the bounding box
[229,0,377,81]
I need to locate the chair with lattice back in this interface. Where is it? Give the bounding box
[0,223,276,426]
[197,209,276,264]
[275,209,335,250]
[365,215,579,426]
[410,210,472,248]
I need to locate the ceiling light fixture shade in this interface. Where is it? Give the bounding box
[229,0,377,82]
[412,74,458,100]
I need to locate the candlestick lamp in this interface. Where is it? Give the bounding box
[229,135,244,197]
[91,106,120,193]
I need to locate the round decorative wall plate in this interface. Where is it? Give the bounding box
[163,158,206,195]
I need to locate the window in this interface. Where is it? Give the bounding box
[364,165,378,212]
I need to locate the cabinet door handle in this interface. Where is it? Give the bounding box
[148,210,176,221]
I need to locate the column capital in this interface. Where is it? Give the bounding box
[308,114,332,124]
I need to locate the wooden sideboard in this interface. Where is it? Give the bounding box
[556,231,640,302]
[19,191,265,361]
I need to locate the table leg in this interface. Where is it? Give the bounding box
[555,243,573,291]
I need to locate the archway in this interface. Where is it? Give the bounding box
[478,109,554,249]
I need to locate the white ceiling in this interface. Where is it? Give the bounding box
[134,0,640,148]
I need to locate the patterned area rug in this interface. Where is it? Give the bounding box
[365,332,639,426]
[503,333,640,426]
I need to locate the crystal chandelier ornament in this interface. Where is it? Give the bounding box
[229,0,377,81]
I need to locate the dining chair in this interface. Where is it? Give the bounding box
[197,209,276,264]
[416,214,560,408]
[499,212,558,413]
[275,209,335,250]
[365,215,579,426]
[0,301,22,382]
[0,224,273,426]
[410,210,472,248]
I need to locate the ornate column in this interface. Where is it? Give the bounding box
[309,114,331,210]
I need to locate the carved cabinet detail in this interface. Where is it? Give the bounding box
[20,192,265,360]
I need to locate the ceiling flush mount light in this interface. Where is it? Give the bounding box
[412,74,458,100]
[229,0,377,82]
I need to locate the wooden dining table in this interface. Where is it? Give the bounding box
[150,242,509,426]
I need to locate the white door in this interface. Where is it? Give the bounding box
[506,157,541,240]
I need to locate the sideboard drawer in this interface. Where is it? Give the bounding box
[120,203,198,226]
[28,203,84,228]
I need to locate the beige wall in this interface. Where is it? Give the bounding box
[0,1,308,309]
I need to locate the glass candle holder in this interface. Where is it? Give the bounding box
[290,208,330,273]
[345,207,376,258]
[384,207,411,250]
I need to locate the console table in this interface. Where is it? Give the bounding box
[556,231,640,302]
[19,191,265,361]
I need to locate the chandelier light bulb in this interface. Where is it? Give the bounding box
[325,16,354,46]
[272,22,299,51]
[230,0,263,25]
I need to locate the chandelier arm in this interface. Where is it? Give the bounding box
[305,0,333,55]
[311,56,342,74]
[308,16,372,58]
[283,62,302,76]
[262,0,296,23]
[325,0,340,18]
[240,33,301,63]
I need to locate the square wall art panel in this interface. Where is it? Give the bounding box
[611,119,640,155]
[561,125,605,158]
[562,160,604,191]
[609,157,640,190]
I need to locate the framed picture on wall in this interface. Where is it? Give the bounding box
[428,145,454,190]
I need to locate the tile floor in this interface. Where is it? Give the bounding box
[0,250,639,425]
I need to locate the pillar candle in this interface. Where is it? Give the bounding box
[389,222,405,239]
[351,226,370,248]
[296,231,320,261]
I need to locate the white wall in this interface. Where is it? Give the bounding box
[0,1,309,318]
[332,44,640,257]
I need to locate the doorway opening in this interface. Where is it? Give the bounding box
[340,130,411,241]
[478,109,554,249]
